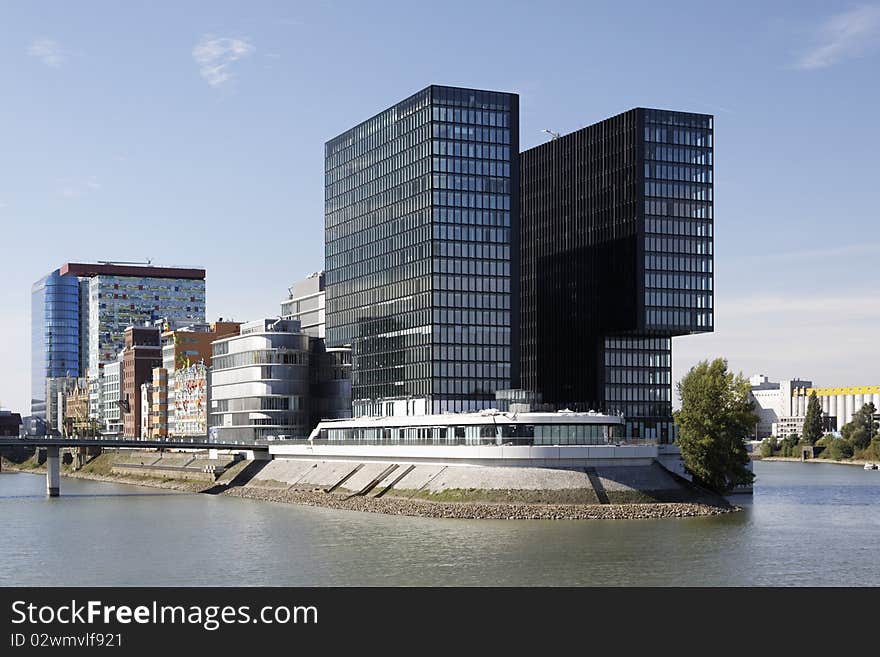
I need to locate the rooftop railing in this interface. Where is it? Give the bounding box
[278,437,658,448]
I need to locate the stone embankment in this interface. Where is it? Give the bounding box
[2,450,739,520]
[222,485,735,520]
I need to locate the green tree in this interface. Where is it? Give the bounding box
[824,438,854,461]
[759,435,778,458]
[846,403,878,451]
[870,435,880,461]
[674,358,757,493]
[802,391,824,445]
[779,433,798,457]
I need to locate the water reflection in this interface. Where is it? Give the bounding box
[1,461,878,586]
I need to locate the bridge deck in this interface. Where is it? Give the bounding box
[0,438,269,450]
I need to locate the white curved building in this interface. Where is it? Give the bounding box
[209,319,311,442]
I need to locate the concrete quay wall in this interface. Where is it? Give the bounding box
[267,443,659,469]
[247,457,691,505]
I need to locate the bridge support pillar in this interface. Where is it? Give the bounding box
[73,446,88,471]
[46,445,60,497]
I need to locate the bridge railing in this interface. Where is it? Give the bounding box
[6,435,269,448]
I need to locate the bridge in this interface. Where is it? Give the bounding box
[0,437,269,497]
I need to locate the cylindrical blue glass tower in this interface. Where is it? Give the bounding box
[31,269,80,419]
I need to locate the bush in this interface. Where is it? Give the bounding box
[759,436,777,458]
[823,438,854,461]
[868,436,880,461]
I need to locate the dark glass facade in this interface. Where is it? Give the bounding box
[325,85,519,415]
[520,108,713,441]
[31,269,81,419]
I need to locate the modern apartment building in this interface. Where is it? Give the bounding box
[150,321,241,437]
[75,263,205,377]
[325,84,519,416]
[520,108,714,442]
[209,319,311,442]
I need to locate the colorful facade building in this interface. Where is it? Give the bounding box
[149,321,241,439]
[173,362,210,438]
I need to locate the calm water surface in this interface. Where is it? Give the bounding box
[2,460,878,586]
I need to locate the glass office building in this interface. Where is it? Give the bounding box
[31,270,81,420]
[520,108,713,442]
[325,85,519,416]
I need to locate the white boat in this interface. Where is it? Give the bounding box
[865,463,878,470]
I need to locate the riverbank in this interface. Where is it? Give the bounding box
[221,484,734,520]
[757,456,875,467]
[2,451,739,520]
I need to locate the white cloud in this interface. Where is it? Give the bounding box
[192,35,254,87]
[798,5,880,69]
[57,176,101,198]
[28,38,65,67]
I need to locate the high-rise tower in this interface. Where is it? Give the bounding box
[520,108,714,441]
[325,85,519,416]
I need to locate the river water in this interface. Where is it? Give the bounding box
[1,460,878,586]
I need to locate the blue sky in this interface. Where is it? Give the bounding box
[1,0,879,413]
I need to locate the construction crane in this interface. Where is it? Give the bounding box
[541,129,561,141]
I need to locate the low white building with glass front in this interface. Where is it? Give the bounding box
[265,408,672,468]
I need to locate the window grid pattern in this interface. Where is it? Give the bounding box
[603,336,673,440]
[643,109,714,332]
[521,107,714,443]
[209,326,311,442]
[325,85,518,413]
[31,270,80,418]
[429,86,516,412]
[88,275,205,376]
